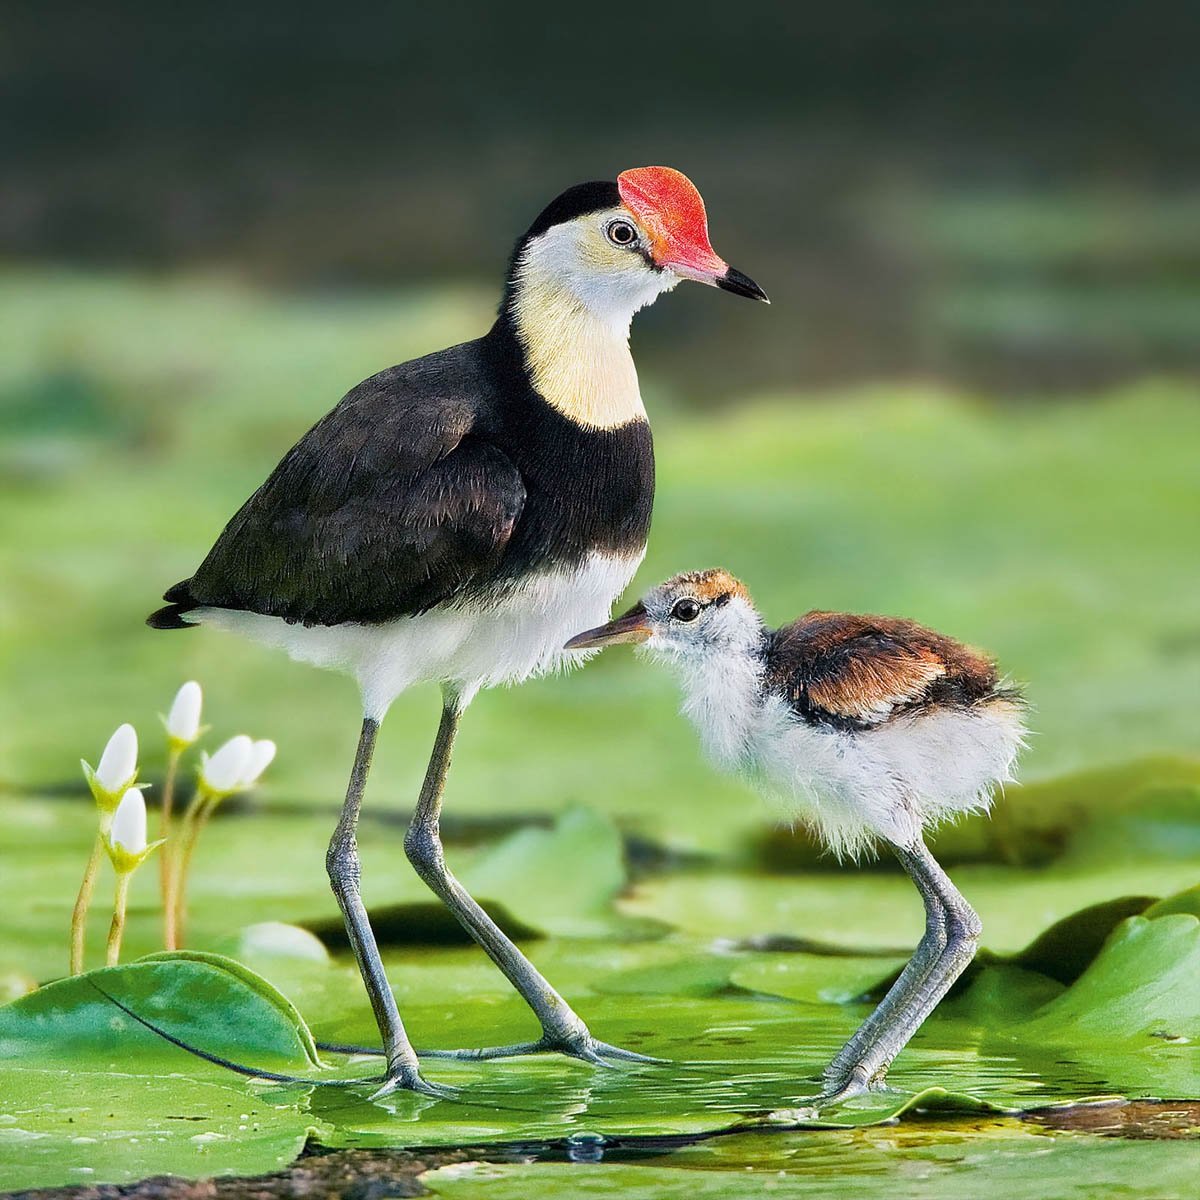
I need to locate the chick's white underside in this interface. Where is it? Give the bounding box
[750,694,1025,858]
[668,648,1025,859]
[192,550,643,719]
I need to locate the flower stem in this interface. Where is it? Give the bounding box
[160,749,181,950]
[106,872,132,967]
[70,835,103,975]
[172,789,215,948]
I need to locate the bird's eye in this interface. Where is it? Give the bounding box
[671,598,702,622]
[606,219,638,247]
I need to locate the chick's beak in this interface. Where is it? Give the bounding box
[564,604,652,650]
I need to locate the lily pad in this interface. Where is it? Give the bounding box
[0,1068,316,1192]
[1145,883,1200,920]
[730,953,908,1005]
[0,953,321,1071]
[460,807,663,939]
[593,953,743,999]
[419,1118,1200,1199]
[1023,911,1200,1043]
[1002,894,1156,983]
[0,955,329,1190]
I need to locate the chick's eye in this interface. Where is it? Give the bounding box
[606,219,638,247]
[671,598,701,622]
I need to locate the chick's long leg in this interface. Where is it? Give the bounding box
[403,693,659,1065]
[818,835,950,1088]
[816,836,981,1105]
[325,717,446,1098]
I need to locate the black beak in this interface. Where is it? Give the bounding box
[717,267,769,303]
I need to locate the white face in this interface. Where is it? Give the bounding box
[639,587,764,662]
[514,207,680,328]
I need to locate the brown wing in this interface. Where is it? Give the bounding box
[765,611,999,729]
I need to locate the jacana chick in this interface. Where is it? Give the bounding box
[148,170,766,1098]
[566,569,1025,1105]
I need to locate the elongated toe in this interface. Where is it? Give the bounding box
[368,1069,455,1101]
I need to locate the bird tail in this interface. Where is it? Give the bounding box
[147,604,197,629]
[147,580,198,629]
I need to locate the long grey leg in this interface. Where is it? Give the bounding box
[326,717,445,1098]
[817,835,981,1104]
[403,692,658,1065]
[819,836,950,1088]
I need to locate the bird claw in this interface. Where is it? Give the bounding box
[762,1104,822,1125]
[367,1069,457,1102]
[819,1082,870,1106]
[763,1069,877,1123]
[574,1038,666,1066]
[420,1032,665,1067]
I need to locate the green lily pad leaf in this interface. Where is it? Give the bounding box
[461,807,664,939]
[945,962,1065,1021]
[1144,883,1200,920]
[1003,894,1156,983]
[0,954,321,1071]
[0,954,328,1190]
[987,758,1200,866]
[730,954,908,1005]
[751,1084,1019,1130]
[0,1067,315,1192]
[419,1118,1200,1198]
[1023,912,1200,1042]
[594,954,738,998]
[1064,784,1200,865]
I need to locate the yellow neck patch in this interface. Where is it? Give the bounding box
[511,276,646,431]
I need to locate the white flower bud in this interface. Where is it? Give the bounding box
[239,739,276,788]
[200,735,253,795]
[165,681,203,747]
[110,788,148,856]
[96,724,138,793]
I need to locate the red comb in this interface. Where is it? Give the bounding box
[617,166,725,274]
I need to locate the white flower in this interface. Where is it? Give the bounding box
[239,739,276,788]
[110,788,148,856]
[82,723,139,816]
[95,724,138,793]
[104,786,164,874]
[199,735,253,795]
[164,681,203,748]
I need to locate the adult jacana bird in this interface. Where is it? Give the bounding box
[566,569,1025,1106]
[148,169,767,1097]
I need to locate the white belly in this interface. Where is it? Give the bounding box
[192,551,643,718]
[748,695,1026,859]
